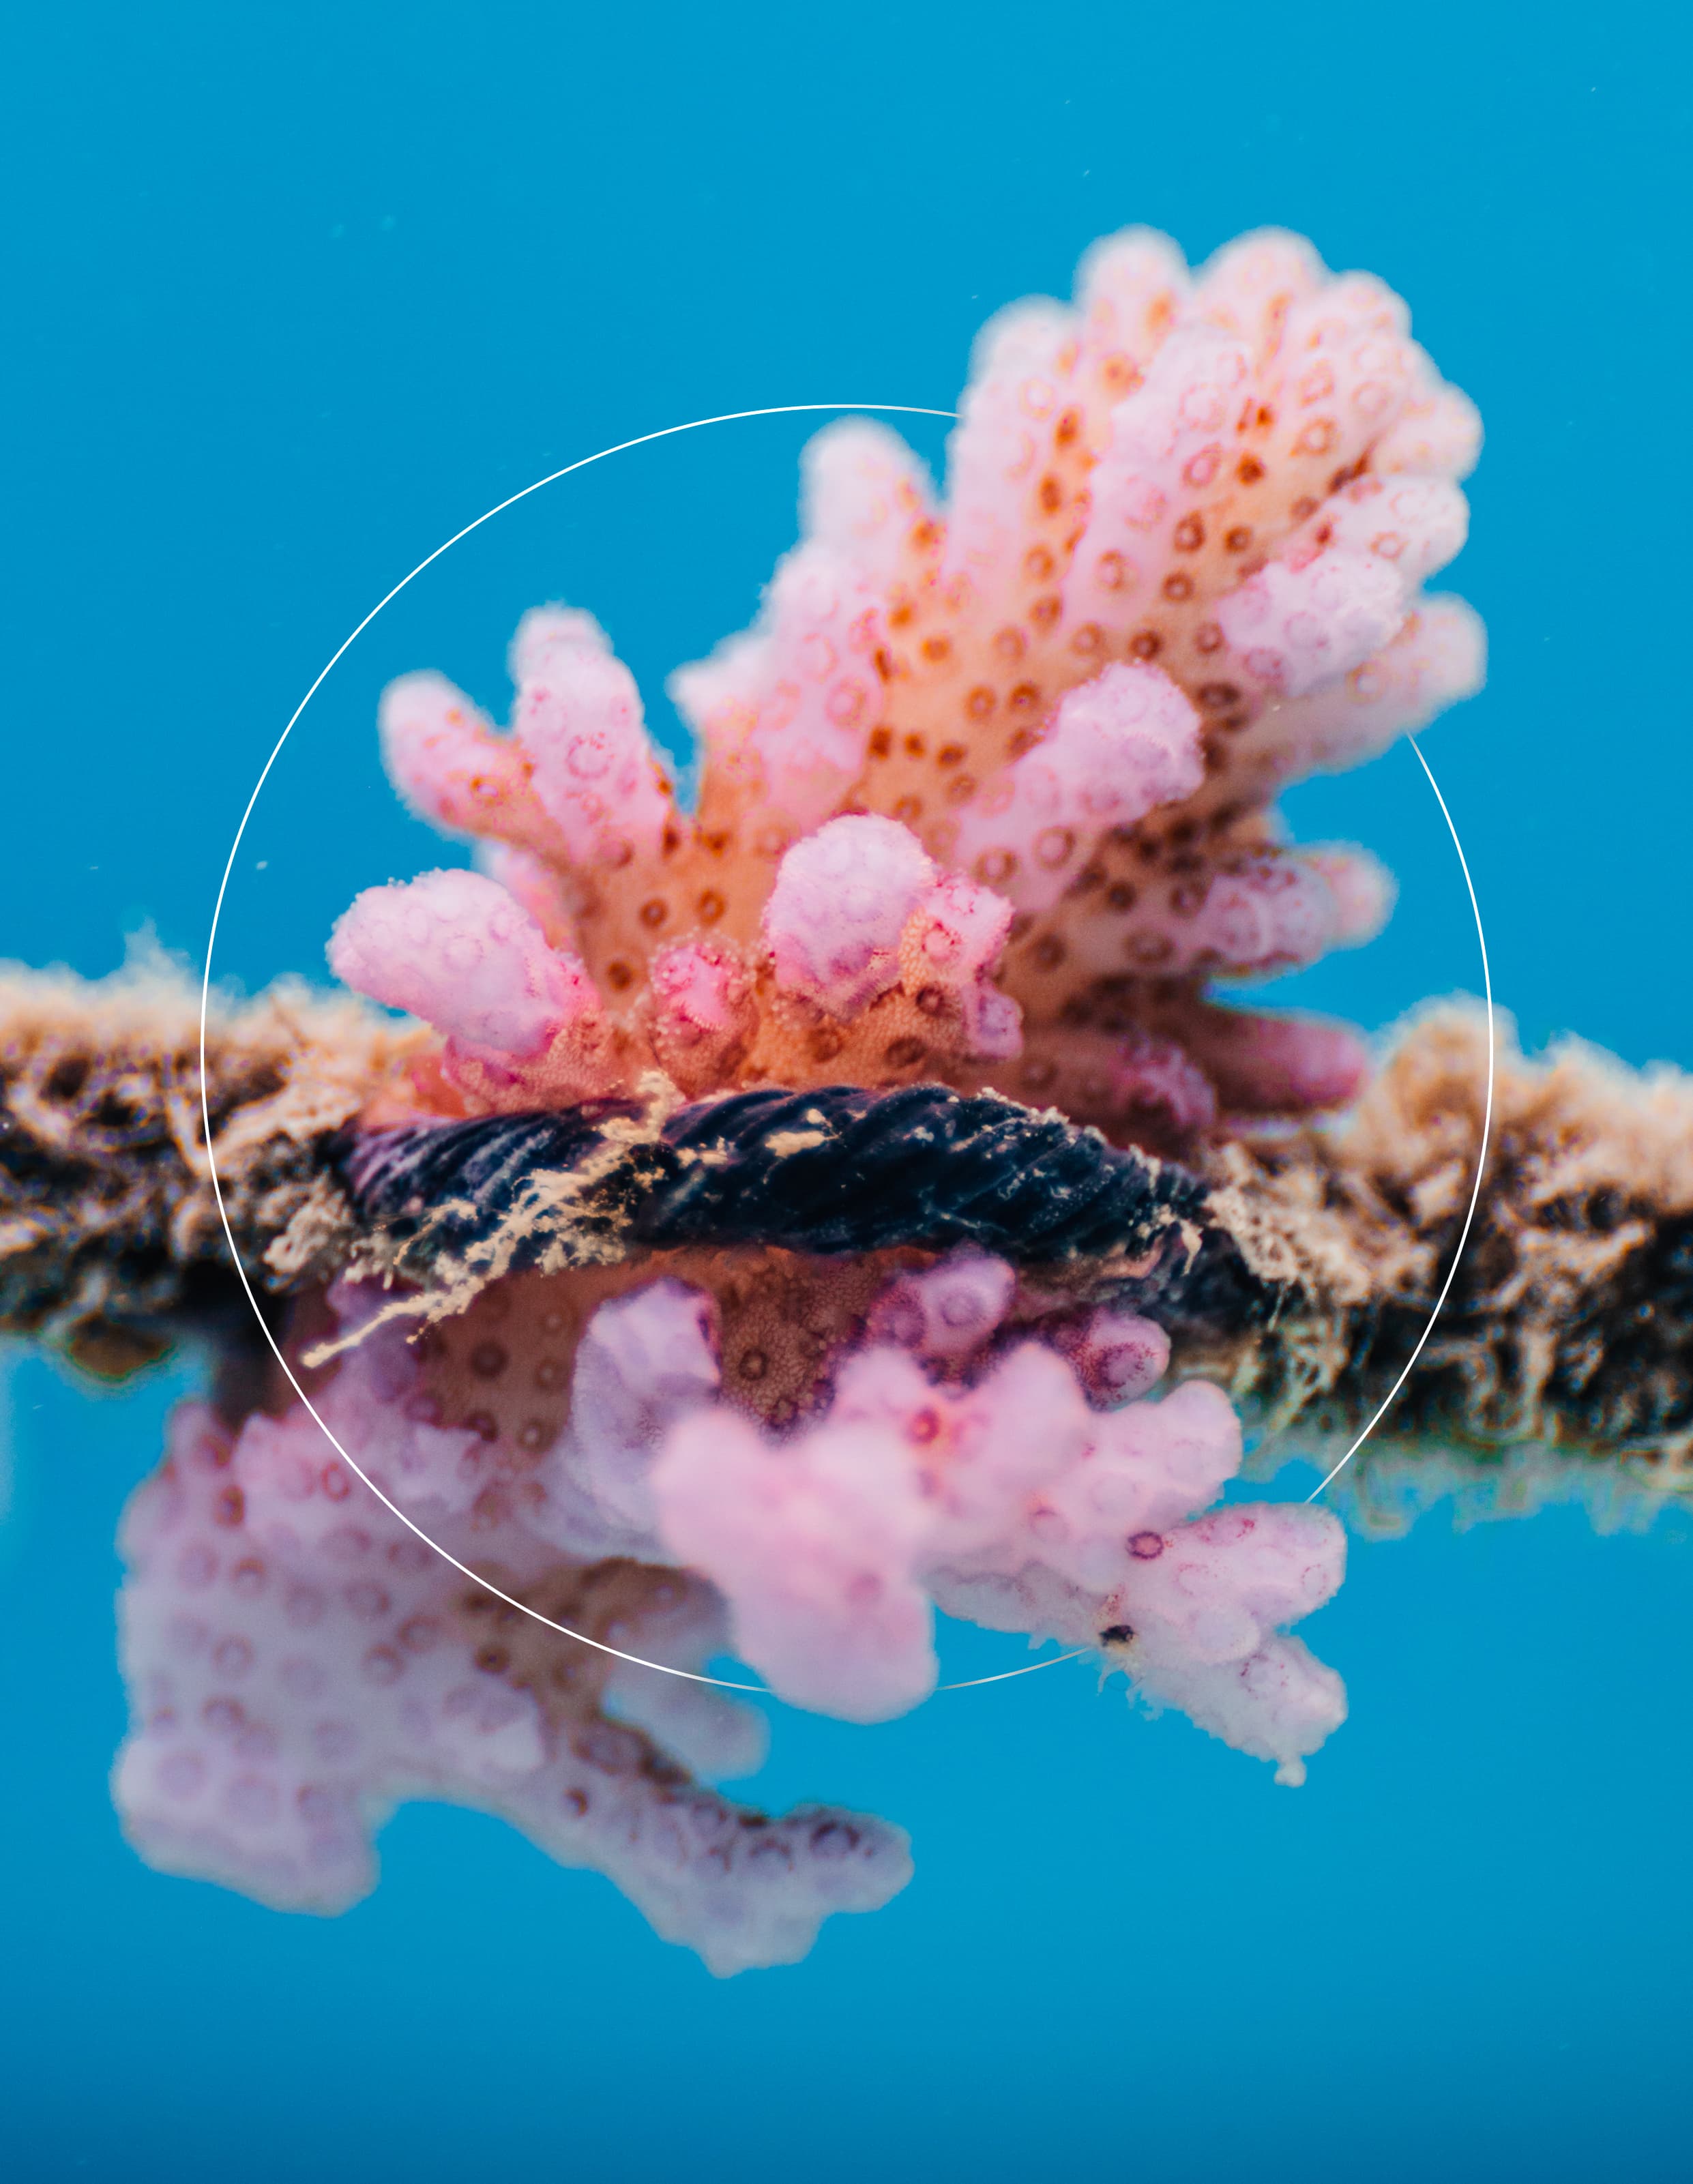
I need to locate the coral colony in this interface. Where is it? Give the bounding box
[20,220,1635,1975]
[123,227,1483,1966]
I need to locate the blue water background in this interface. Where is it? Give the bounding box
[3,4,1690,2176]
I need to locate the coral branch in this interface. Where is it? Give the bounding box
[1213,548,1406,699]
[763,815,937,1016]
[329,869,625,1110]
[329,870,599,1061]
[379,673,556,857]
[671,544,887,842]
[952,663,1204,911]
[511,608,672,869]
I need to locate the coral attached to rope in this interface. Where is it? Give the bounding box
[275,228,1482,1799]
[7,226,1686,1973]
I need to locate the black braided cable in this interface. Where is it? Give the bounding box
[337,1084,1276,1328]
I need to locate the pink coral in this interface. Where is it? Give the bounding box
[951,661,1205,911]
[655,1410,937,1723]
[535,1277,722,1561]
[864,1249,1018,1361]
[641,1250,1345,1782]
[115,1387,912,1975]
[377,673,546,851]
[329,869,621,1108]
[1213,548,1406,699]
[763,814,937,1016]
[215,224,1497,1942]
[1052,1303,1172,1405]
[897,871,1021,1059]
[111,1222,1343,1970]
[671,545,888,841]
[330,223,1481,1140]
[38,220,1551,1983]
[329,869,596,1063]
[801,418,934,583]
[510,607,672,869]
[645,938,758,1094]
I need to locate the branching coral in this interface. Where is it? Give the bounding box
[281,229,1479,1826]
[110,1246,1339,1975]
[291,1249,1344,1782]
[648,1266,1345,1773]
[333,227,1480,1146]
[11,225,1687,1974]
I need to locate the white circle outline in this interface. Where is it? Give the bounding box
[197,404,1492,1702]
[1303,736,1495,1503]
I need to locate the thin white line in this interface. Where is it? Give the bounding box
[1304,733,1495,1501]
[939,1648,1089,1689]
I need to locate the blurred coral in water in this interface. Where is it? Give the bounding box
[0,213,1680,1979]
[115,1242,1344,1969]
[647,1252,1345,1773]
[116,1377,911,1977]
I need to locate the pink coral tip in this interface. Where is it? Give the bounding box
[1123,1502,1346,1668]
[955,663,1204,910]
[513,626,670,869]
[652,1408,937,1724]
[1177,1006,1372,1116]
[650,940,748,1039]
[647,939,755,1092]
[327,868,599,1059]
[1216,549,1407,698]
[866,1249,1018,1361]
[1056,1308,1171,1407]
[379,670,532,838]
[900,872,1020,1058]
[764,814,936,1018]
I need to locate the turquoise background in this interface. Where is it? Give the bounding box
[3,3,1691,2176]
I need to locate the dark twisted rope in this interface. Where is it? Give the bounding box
[336,1084,1276,1329]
